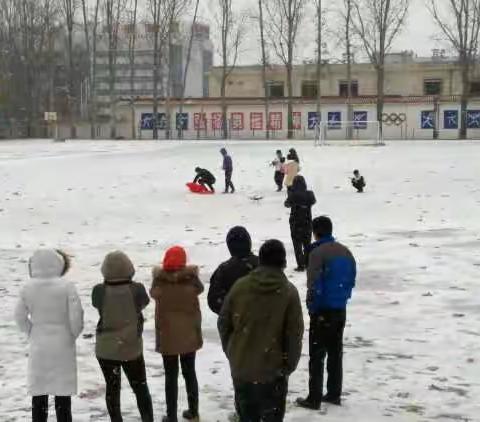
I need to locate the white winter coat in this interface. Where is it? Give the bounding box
[14,250,84,396]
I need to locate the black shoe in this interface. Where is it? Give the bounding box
[323,395,341,406]
[296,397,320,410]
[294,266,305,272]
[182,409,199,420]
[162,416,178,422]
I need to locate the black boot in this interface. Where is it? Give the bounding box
[296,397,320,410]
[182,409,199,420]
[323,395,341,406]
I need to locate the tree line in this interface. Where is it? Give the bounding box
[0,0,477,139]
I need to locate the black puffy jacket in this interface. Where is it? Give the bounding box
[285,176,316,239]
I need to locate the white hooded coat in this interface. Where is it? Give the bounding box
[14,250,84,396]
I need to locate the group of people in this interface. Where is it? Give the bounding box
[15,215,356,422]
[193,148,235,194]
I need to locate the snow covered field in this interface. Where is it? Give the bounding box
[1,139,480,422]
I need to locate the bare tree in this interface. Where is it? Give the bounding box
[351,0,409,136]
[265,0,305,139]
[428,0,480,139]
[178,0,200,139]
[258,0,270,139]
[127,0,138,139]
[61,0,78,139]
[214,0,245,139]
[314,0,323,137]
[81,0,101,139]
[104,0,126,139]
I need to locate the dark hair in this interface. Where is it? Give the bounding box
[195,167,201,173]
[312,216,333,238]
[353,169,360,175]
[288,148,300,164]
[259,239,286,269]
[276,149,282,155]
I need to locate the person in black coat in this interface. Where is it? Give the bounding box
[193,167,216,192]
[208,226,259,315]
[351,169,366,193]
[285,175,316,272]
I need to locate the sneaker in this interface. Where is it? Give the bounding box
[296,397,320,410]
[182,409,199,420]
[323,395,341,406]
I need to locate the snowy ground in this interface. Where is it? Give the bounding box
[1,139,480,422]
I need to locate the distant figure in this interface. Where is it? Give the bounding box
[271,150,286,192]
[218,239,304,422]
[15,249,84,422]
[351,170,366,193]
[221,148,235,193]
[285,175,317,272]
[193,167,216,193]
[284,150,300,191]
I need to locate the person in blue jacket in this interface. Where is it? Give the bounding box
[297,216,356,411]
[220,148,235,194]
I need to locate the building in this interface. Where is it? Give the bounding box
[93,22,213,115]
[62,51,480,140]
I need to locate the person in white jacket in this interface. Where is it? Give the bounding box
[15,249,84,422]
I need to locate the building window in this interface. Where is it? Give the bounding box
[470,81,480,95]
[424,79,442,95]
[267,82,284,98]
[339,80,358,97]
[301,81,318,98]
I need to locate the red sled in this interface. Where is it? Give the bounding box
[186,182,214,195]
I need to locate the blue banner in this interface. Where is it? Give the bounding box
[353,111,368,129]
[328,112,341,130]
[444,110,458,129]
[467,110,480,129]
[140,113,167,130]
[308,112,320,130]
[176,113,189,130]
[421,111,435,129]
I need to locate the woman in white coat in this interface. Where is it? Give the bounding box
[15,249,84,422]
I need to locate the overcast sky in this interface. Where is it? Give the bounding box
[197,0,444,65]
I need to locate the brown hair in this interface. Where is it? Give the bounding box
[56,249,72,276]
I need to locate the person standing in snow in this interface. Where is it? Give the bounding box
[351,169,366,193]
[92,251,154,422]
[284,149,300,191]
[15,249,84,422]
[208,226,259,315]
[150,246,204,422]
[271,150,286,192]
[193,167,216,193]
[218,239,304,422]
[285,175,317,272]
[220,148,235,193]
[297,216,356,411]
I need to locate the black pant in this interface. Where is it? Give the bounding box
[292,235,311,269]
[98,355,154,422]
[274,171,284,191]
[352,180,364,193]
[198,178,215,192]
[225,171,235,193]
[234,377,288,422]
[32,396,71,422]
[308,310,346,406]
[163,353,199,420]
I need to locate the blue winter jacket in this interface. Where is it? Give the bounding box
[306,236,356,314]
[223,155,233,173]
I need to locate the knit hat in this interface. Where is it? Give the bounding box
[163,246,187,271]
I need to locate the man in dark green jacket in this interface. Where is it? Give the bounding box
[218,239,304,422]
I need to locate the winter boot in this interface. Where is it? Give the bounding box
[323,395,341,406]
[182,409,199,420]
[296,397,320,410]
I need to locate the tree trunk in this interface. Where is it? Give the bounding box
[221,72,228,139]
[152,28,159,140]
[315,0,322,135]
[129,0,138,140]
[287,63,293,139]
[179,0,200,139]
[346,0,353,140]
[259,0,270,139]
[376,63,385,138]
[67,25,76,139]
[91,1,99,139]
[460,61,469,139]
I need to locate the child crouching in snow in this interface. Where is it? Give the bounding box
[351,169,366,193]
[150,246,204,422]
[15,249,84,422]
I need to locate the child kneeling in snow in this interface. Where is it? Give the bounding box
[150,246,204,422]
[351,169,366,193]
[15,249,84,422]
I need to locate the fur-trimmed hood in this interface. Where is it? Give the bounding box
[152,265,199,285]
